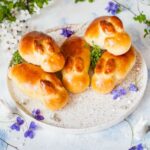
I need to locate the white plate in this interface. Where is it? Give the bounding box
[7,24,148,134]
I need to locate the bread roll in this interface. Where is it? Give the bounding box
[8,63,68,111]
[84,16,131,55]
[19,31,65,73]
[91,46,136,94]
[61,36,90,93]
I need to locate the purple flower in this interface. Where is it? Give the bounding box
[61,28,74,38]
[32,109,44,121]
[10,117,24,131]
[29,121,37,130]
[111,87,127,100]
[129,83,138,92]
[10,123,20,131]
[32,109,40,116]
[119,87,127,95]
[129,143,143,150]
[105,1,120,15]
[24,130,34,139]
[24,121,37,139]
[17,116,24,125]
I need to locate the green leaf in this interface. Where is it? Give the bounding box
[75,0,94,3]
[10,51,25,67]
[116,7,122,14]
[144,28,150,38]
[90,42,104,68]
[133,13,146,23]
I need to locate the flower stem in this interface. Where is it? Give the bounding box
[125,118,134,146]
[113,0,137,16]
[0,137,19,150]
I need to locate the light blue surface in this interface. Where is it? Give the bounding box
[0,130,7,150]
[0,0,150,150]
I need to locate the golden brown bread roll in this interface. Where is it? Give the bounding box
[91,46,136,94]
[84,16,131,55]
[19,31,65,73]
[8,63,68,111]
[61,36,90,93]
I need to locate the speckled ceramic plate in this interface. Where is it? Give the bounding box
[7,24,148,134]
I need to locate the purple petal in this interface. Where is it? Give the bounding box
[128,143,143,150]
[113,94,119,100]
[17,117,24,125]
[61,28,74,38]
[119,87,127,95]
[35,115,44,121]
[32,109,40,116]
[105,1,120,15]
[108,1,114,6]
[10,123,20,131]
[129,83,138,92]
[29,122,37,130]
[137,144,143,150]
[128,146,137,150]
[111,89,118,95]
[111,10,117,15]
[24,130,34,139]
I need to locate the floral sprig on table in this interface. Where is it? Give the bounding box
[0,0,50,23]
[10,109,44,140]
[105,0,150,38]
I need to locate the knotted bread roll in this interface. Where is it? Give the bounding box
[8,63,68,111]
[85,16,131,55]
[19,31,65,72]
[91,46,136,94]
[61,36,90,93]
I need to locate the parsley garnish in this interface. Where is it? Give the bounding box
[10,51,24,66]
[90,43,104,68]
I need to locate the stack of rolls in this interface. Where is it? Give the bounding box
[84,16,136,94]
[8,15,136,111]
[8,31,68,111]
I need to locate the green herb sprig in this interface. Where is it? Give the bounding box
[10,51,24,66]
[133,12,150,38]
[90,42,104,68]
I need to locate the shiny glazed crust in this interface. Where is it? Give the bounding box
[61,36,90,93]
[91,46,136,94]
[84,16,131,55]
[19,31,65,72]
[8,63,68,111]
